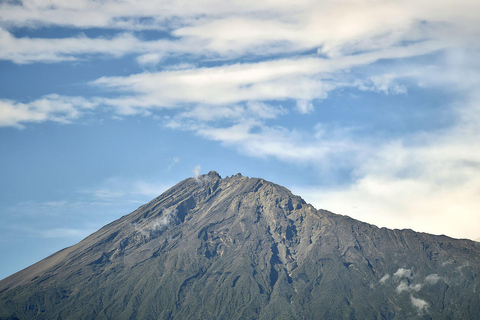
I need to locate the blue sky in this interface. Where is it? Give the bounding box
[1,0,480,280]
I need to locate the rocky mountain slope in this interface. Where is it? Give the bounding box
[1,171,479,319]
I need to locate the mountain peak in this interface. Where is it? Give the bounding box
[1,173,480,319]
[206,170,222,179]
[197,170,246,182]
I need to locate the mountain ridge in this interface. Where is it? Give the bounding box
[1,171,479,319]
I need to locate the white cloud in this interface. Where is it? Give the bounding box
[410,295,428,311]
[0,94,96,128]
[91,42,443,116]
[296,100,314,114]
[168,117,361,169]
[136,53,163,67]
[393,268,412,278]
[92,57,334,109]
[0,28,192,64]
[1,0,478,62]
[0,28,129,63]
[424,274,441,284]
[396,281,422,293]
[172,4,427,58]
[357,73,407,95]
[2,0,478,65]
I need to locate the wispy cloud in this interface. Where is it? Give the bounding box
[5,219,97,240]
[0,94,96,128]
[133,207,176,237]
[86,177,170,200]
[1,0,478,63]
[91,44,443,114]
[0,27,209,64]
[35,227,95,239]
[410,295,429,312]
[424,274,441,285]
[396,281,422,293]
[167,157,180,171]
[393,268,412,278]
[192,122,361,167]
[193,165,201,180]
[136,53,163,68]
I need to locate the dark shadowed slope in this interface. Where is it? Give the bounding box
[1,171,480,319]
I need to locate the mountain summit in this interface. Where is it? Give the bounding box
[1,172,479,319]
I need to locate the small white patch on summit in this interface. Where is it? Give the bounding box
[193,165,201,181]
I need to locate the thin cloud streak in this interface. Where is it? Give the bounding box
[92,41,445,115]
[85,177,171,200]
[0,94,97,128]
[0,28,192,64]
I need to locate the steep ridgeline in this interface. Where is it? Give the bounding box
[1,171,480,319]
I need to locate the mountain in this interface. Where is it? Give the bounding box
[1,171,480,319]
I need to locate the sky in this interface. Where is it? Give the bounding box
[1,0,480,280]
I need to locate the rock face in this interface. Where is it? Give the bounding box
[1,171,480,319]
